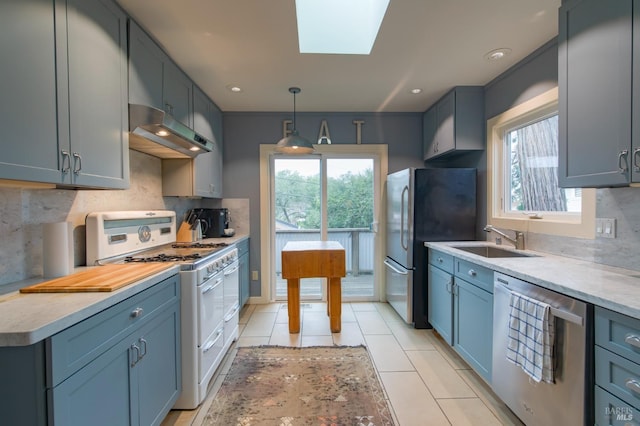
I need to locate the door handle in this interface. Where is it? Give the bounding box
[72,152,82,175]
[384,259,408,275]
[130,343,140,367]
[400,185,409,251]
[618,150,629,174]
[60,150,71,174]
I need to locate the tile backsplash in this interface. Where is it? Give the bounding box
[0,150,219,286]
[525,187,640,271]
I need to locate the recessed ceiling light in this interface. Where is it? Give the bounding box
[226,85,242,93]
[410,88,422,94]
[484,48,512,61]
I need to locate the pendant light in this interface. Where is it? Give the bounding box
[276,87,315,153]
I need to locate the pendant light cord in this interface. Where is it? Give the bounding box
[292,90,297,132]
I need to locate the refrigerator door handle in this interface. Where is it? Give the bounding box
[400,185,409,251]
[384,259,409,275]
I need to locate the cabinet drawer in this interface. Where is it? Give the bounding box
[596,306,640,365]
[595,385,637,426]
[429,249,454,273]
[47,274,179,387]
[455,259,493,293]
[595,346,640,410]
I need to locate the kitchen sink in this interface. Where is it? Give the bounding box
[450,245,538,258]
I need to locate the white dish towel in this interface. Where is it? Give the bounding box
[506,290,555,383]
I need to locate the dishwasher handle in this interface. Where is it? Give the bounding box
[495,282,584,326]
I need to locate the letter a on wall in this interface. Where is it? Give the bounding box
[317,120,332,144]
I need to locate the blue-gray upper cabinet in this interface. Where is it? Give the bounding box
[163,86,223,198]
[192,85,223,198]
[0,0,60,184]
[0,0,129,189]
[57,0,130,189]
[423,86,484,161]
[129,21,193,128]
[558,0,639,187]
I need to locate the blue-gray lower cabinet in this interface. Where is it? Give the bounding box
[48,275,181,426]
[594,306,640,425]
[0,274,180,426]
[427,264,454,345]
[237,238,250,307]
[453,277,493,382]
[427,248,494,383]
[452,258,493,382]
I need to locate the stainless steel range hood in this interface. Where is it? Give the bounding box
[128,104,214,158]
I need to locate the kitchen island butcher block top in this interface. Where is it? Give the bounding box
[426,241,640,320]
[0,265,179,347]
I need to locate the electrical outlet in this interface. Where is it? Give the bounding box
[251,270,259,281]
[595,218,616,239]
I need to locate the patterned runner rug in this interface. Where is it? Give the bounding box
[202,345,395,425]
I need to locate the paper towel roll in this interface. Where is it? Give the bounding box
[43,222,74,278]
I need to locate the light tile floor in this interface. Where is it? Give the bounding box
[162,302,524,426]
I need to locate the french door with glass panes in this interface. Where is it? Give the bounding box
[271,153,379,302]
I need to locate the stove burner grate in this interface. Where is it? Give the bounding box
[171,242,229,249]
[124,253,203,263]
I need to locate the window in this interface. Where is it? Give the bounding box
[487,87,595,238]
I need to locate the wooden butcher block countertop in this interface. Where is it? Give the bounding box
[19,263,174,293]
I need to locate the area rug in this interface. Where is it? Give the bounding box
[202,345,395,425]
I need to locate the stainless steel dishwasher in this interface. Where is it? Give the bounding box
[492,272,592,426]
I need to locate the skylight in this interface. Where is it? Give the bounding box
[295,0,390,55]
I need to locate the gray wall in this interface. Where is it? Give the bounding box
[222,112,424,296]
[442,38,640,271]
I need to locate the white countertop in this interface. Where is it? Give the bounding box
[425,241,640,320]
[0,266,180,347]
[0,234,250,347]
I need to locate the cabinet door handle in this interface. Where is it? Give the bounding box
[130,343,140,367]
[625,333,640,349]
[138,338,147,360]
[72,152,82,175]
[437,257,444,264]
[468,269,477,277]
[60,150,71,173]
[633,148,640,172]
[625,378,640,396]
[131,307,144,318]
[202,284,215,295]
[618,150,629,174]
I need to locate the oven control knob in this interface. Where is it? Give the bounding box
[138,225,151,243]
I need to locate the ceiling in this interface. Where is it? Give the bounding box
[117,0,561,113]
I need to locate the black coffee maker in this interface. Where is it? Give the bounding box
[199,208,229,238]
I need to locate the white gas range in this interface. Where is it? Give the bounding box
[85,210,240,409]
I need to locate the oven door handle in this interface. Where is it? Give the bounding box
[225,303,241,321]
[202,284,215,295]
[224,266,239,275]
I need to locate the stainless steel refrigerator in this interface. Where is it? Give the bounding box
[385,167,476,327]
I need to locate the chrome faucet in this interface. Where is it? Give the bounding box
[483,225,525,250]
